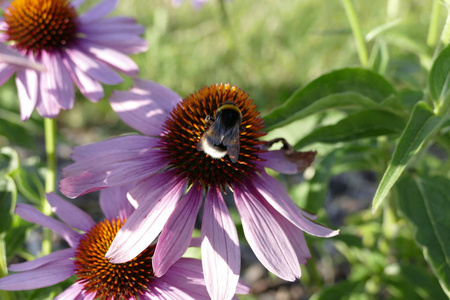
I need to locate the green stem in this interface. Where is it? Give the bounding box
[342,0,369,67]
[42,118,57,255]
[441,1,450,45]
[428,0,442,47]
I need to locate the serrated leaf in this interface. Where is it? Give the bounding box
[263,68,397,130]
[429,44,450,104]
[372,102,442,212]
[396,175,450,297]
[294,109,406,149]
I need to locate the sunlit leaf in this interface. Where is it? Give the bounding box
[396,175,450,297]
[294,109,405,149]
[429,44,450,105]
[372,102,442,212]
[263,68,397,130]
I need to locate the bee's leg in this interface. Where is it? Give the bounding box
[205,115,215,125]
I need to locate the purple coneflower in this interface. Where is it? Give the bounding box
[0,188,248,299]
[60,80,339,300]
[0,0,147,120]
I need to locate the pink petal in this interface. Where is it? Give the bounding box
[41,51,74,110]
[277,216,311,265]
[99,185,135,220]
[60,136,167,198]
[0,259,74,290]
[109,91,168,136]
[258,150,301,174]
[65,46,123,85]
[79,17,145,35]
[234,183,301,281]
[0,43,44,71]
[54,281,84,300]
[0,62,16,85]
[81,34,148,54]
[9,248,74,272]
[71,0,85,9]
[132,78,181,110]
[62,52,104,102]
[15,203,81,248]
[46,193,95,232]
[153,184,203,277]
[189,237,202,248]
[77,41,139,76]
[106,172,187,263]
[201,187,240,300]
[79,0,118,24]
[253,171,339,237]
[16,67,38,121]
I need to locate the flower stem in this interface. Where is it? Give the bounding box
[427,0,442,47]
[42,118,57,255]
[342,0,369,67]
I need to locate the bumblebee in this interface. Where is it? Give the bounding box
[197,102,242,163]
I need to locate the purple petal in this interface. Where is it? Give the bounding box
[16,67,38,121]
[153,184,203,277]
[79,17,145,35]
[277,216,311,265]
[0,62,16,85]
[9,248,74,272]
[109,91,167,136]
[77,41,139,76]
[54,281,83,300]
[201,187,240,300]
[40,50,74,110]
[189,237,202,248]
[65,46,123,85]
[253,171,339,237]
[81,34,148,54]
[0,44,44,71]
[234,183,301,281]
[132,78,181,109]
[258,150,300,174]
[79,0,118,24]
[15,203,81,248]
[60,136,167,198]
[99,185,135,220]
[70,0,85,9]
[46,193,95,232]
[106,172,187,263]
[0,259,74,290]
[62,52,104,102]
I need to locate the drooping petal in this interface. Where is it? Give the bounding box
[258,150,316,174]
[0,62,16,85]
[60,136,167,198]
[54,281,84,300]
[16,67,38,121]
[81,34,148,54]
[99,184,135,220]
[40,50,74,110]
[78,0,118,24]
[46,193,95,232]
[8,248,74,272]
[153,184,203,277]
[201,187,240,300]
[277,215,311,265]
[65,46,123,85]
[106,172,187,263]
[77,41,139,76]
[253,171,339,237]
[62,52,104,102]
[0,259,74,290]
[15,204,81,248]
[234,183,301,281]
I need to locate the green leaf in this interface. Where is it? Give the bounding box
[310,279,368,300]
[263,68,397,130]
[294,109,406,149]
[429,44,450,104]
[0,176,17,234]
[372,102,442,212]
[4,217,33,261]
[396,175,450,297]
[0,147,19,177]
[0,119,36,149]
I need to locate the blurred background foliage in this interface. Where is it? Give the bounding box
[1,0,449,299]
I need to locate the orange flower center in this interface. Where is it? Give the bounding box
[74,218,155,300]
[159,84,266,189]
[4,0,78,53]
